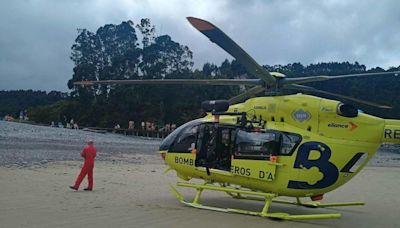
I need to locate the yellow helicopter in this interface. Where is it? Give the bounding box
[75,17,400,220]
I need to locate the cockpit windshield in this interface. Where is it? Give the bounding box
[159,119,201,151]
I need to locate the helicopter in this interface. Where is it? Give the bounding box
[75,17,400,220]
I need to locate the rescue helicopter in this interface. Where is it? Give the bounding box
[75,17,400,220]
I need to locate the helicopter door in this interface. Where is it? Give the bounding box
[195,123,217,169]
[195,123,234,172]
[231,130,282,181]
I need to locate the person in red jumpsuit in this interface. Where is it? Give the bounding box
[70,140,97,191]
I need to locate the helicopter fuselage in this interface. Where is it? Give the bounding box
[160,94,399,197]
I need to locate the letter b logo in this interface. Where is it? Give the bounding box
[288,142,339,189]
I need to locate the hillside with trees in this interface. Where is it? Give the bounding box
[8,18,399,127]
[0,90,67,118]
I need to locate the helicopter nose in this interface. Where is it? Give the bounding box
[160,151,167,160]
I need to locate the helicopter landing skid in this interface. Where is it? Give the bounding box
[224,191,365,208]
[170,182,342,220]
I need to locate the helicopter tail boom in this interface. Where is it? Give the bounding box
[382,119,400,144]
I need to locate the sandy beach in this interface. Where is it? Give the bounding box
[1,121,400,228]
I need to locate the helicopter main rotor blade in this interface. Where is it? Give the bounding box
[187,17,275,86]
[73,79,263,86]
[228,86,265,105]
[286,84,392,109]
[281,71,400,85]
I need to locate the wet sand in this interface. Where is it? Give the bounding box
[1,121,400,227]
[0,158,399,228]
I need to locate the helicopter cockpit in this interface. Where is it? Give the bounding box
[160,119,301,172]
[159,119,201,152]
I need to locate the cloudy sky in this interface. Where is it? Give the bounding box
[0,0,399,91]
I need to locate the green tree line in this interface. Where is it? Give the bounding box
[0,90,66,118]
[2,19,399,127]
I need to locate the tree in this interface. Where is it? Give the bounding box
[46,19,396,127]
[0,90,66,118]
[136,18,156,48]
[140,35,193,79]
[68,21,139,92]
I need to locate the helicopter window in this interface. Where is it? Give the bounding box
[170,124,199,153]
[280,133,301,155]
[233,130,301,159]
[159,120,201,151]
[234,130,280,159]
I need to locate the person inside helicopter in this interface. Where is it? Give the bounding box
[195,123,216,170]
[215,128,233,170]
[195,125,235,171]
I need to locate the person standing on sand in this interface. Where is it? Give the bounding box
[70,140,97,191]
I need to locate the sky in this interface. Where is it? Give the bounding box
[0,0,399,91]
